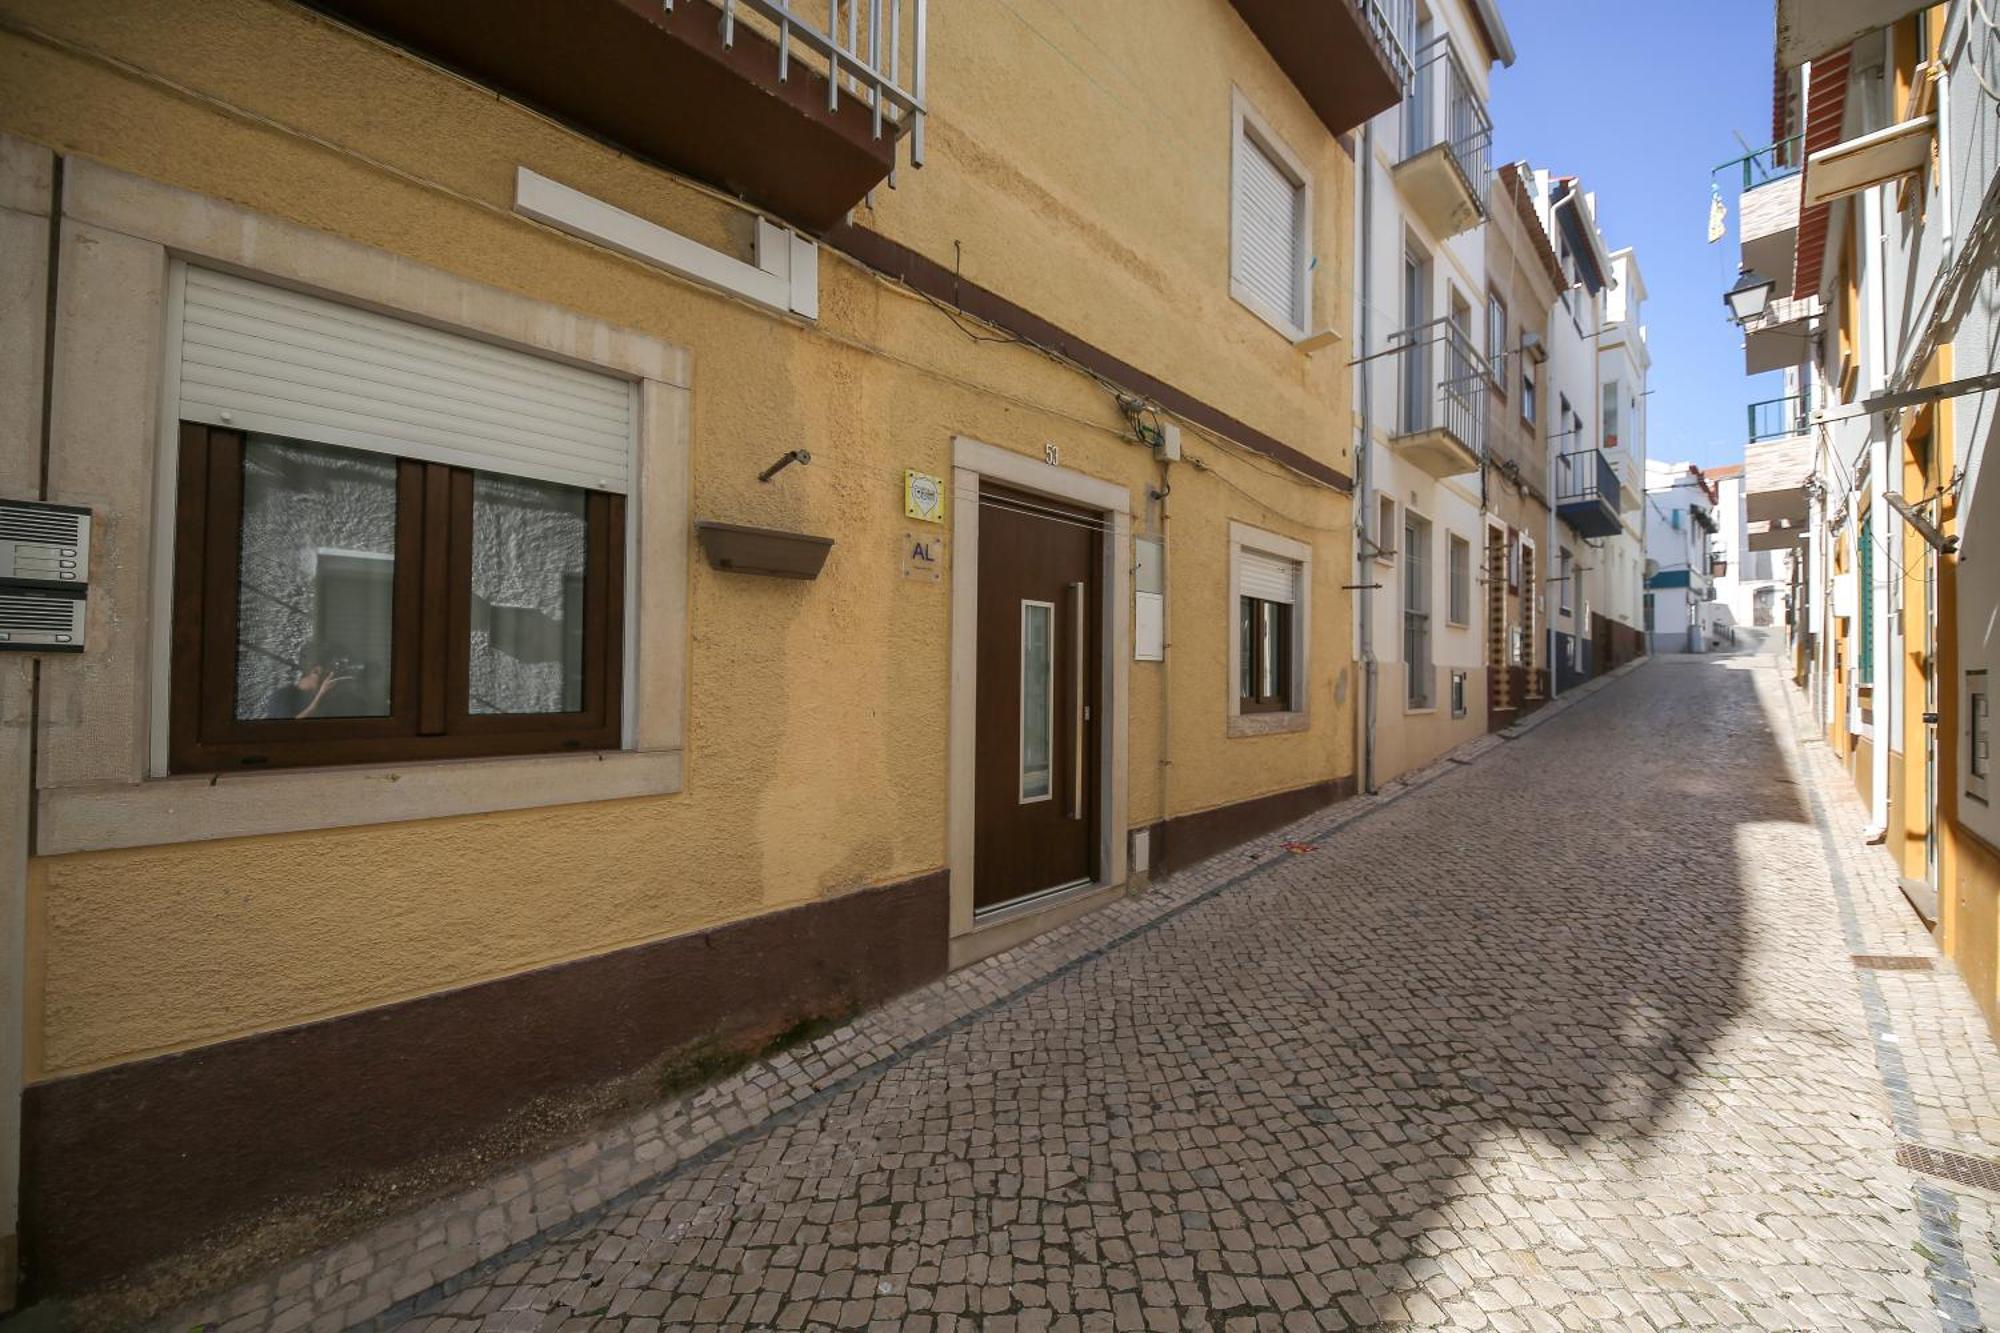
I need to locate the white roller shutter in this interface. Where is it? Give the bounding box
[1232,130,1304,327]
[175,266,633,493]
[1239,549,1298,605]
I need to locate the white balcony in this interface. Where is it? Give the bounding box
[1740,173,1800,295]
[1391,36,1490,239]
[1387,318,1486,479]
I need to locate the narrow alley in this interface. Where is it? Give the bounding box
[207,650,2000,1333]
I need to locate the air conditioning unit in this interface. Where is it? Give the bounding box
[1521,331,1549,364]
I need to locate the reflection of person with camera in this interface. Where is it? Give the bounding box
[264,648,357,719]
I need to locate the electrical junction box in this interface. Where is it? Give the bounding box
[0,499,91,652]
[1154,420,1182,463]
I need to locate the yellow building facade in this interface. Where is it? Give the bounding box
[0,0,1400,1308]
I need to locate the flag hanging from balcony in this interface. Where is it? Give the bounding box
[1707,183,1726,244]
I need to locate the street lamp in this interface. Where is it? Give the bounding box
[1724,265,1775,325]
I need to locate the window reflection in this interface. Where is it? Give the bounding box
[469,472,589,715]
[235,435,396,720]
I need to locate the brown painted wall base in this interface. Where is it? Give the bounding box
[1143,776,1356,879]
[21,869,948,1298]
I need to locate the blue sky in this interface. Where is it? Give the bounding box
[1488,0,1786,471]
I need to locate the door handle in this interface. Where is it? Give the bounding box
[1069,580,1085,821]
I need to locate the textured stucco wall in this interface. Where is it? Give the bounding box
[2,0,1354,1078]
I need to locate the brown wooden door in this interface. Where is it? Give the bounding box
[974,484,1100,912]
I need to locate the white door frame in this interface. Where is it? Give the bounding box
[948,435,1131,937]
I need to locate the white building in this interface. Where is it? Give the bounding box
[1351,0,1515,787]
[1707,463,1793,636]
[1523,170,1649,688]
[1643,461,1719,654]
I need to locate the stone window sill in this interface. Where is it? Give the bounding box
[37,748,683,855]
[1228,710,1308,738]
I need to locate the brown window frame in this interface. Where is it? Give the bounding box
[1487,288,1508,400]
[169,422,624,773]
[1239,594,1294,714]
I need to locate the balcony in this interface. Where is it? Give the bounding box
[304,0,926,234]
[1743,294,1821,375]
[1727,139,1803,296]
[1230,0,1413,136]
[1391,36,1491,239]
[1745,427,1814,528]
[1748,394,1810,443]
[1555,450,1623,539]
[1387,319,1486,478]
[1748,518,1807,551]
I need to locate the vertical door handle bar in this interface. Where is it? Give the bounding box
[1069,580,1085,820]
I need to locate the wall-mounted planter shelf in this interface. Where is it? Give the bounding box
[695,520,834,580]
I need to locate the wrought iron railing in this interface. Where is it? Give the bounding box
[697,0,928,167]
[1747,393,1808,442]
[1402,35,1492,204]
[1555,448,1623,512]
[1391,317,1488,459]
[1713,135,1804,192]
[1362,0,1416,98]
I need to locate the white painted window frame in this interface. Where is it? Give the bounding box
[1446,530,1472,628]
[34,159,691,856]
[1228,89,1313,344]
[1226,520,1311,737]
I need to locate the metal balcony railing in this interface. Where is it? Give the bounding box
[1391,317,1488,457]
[1747,393,1809,442]
[1712,135,1804,192]
[1362,0,1416,98]
[702,0,928,166]
[1401,35,1492,203]
[1555,448,1623,512]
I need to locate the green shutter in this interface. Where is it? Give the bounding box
[1858,515,1874,685]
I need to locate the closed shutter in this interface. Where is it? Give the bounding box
[1232,130,1303,326]
[1239,549,1298,604]
[176,266,634,493]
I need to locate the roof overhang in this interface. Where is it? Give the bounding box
[1803,114,1936,206]
[1495,163,1564,291]
[1551,181,1612,295]
[1467,0,1516,68]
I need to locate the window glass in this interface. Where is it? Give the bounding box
[1259,602,1282,697]
[235,435,396,721]
[1449,534,1471,624]
[469,473,590,715]
[1020,601,1054,800]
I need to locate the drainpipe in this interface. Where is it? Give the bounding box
[1,148,59,1313]
[1155,461,1172,866]
[1863,181,1892,842]
[1356,118,1377,794]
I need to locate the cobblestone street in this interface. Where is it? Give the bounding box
[215,651,2000,1332]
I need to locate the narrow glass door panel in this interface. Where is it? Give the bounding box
[1020,600,1054,802]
